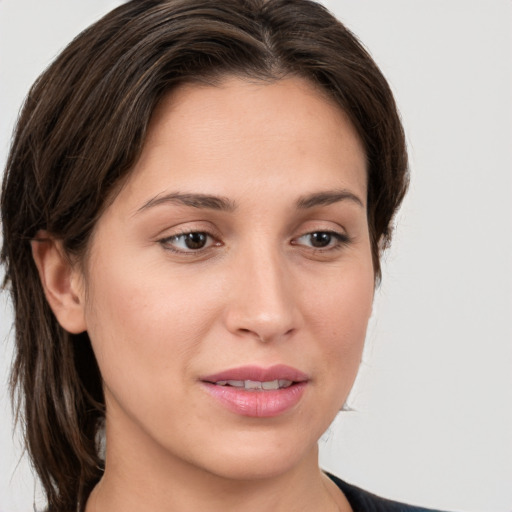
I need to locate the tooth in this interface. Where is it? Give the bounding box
[215,379,294,390]
[226,380,244,387]
[262,380,279,390]
[244,380,262,390]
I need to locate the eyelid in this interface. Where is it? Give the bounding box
[157,227,223,255]
[290,229,352,250]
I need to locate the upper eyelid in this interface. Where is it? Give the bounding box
[292,224,349,239]
[158,226,348,240]
[292,230,350,244]
[154,221,220,239]
[155,219,350,244]
[158,231,220,255]
[159,230,218,243]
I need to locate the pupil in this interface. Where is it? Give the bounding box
[311,232,331,247]
[185,233,207,249]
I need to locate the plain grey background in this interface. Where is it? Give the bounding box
[1,1,511,511]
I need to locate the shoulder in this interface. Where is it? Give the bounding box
[326,473,450,512]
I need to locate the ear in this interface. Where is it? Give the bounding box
[31,231,87,334]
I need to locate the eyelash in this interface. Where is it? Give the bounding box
[158,230,221,254]
[158,229,351,255]
[291,231,351,251]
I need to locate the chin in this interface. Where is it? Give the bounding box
[201,449,312,482]
[171,425,321,482]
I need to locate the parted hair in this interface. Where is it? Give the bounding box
[1,0,408,510]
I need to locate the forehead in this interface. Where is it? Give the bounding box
[115,76,367,212]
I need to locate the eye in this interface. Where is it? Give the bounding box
[159,231,218,253]
[292,231,349,250]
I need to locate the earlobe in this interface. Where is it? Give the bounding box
[31,231,87,334]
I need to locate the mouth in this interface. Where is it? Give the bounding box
[212,379,294,391]
[200,365,308,418]
[201,364,308,389]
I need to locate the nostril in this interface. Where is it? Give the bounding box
[235,326,296,343]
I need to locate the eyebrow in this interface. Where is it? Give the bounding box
[136,192,237,214]
[296,189,364,209]
[136,188,363,215]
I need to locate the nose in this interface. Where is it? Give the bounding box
[223,245,300,343]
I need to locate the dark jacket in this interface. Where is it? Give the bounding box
[328,473,449,512]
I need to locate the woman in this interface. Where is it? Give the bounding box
[1,0,446,511]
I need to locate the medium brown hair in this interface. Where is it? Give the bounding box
[1,0,408,510]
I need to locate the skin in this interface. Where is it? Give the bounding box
[34,76,374,511]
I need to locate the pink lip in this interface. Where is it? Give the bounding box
[201,364,308,383]
[200,365,308,418]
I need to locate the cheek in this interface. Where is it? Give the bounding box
[304,259,374,390]
[307,257,374,333]
[82,250,226,386]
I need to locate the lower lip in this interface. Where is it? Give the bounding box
[202,382,307,418]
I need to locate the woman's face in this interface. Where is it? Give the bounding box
[80,76,374,480]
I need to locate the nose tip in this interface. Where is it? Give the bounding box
[223,254,299,343]
[237,322,295,344]
[227,307,297,344]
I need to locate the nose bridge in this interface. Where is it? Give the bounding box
[225,237,297,342]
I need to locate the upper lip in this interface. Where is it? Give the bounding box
[201,364,308,383]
